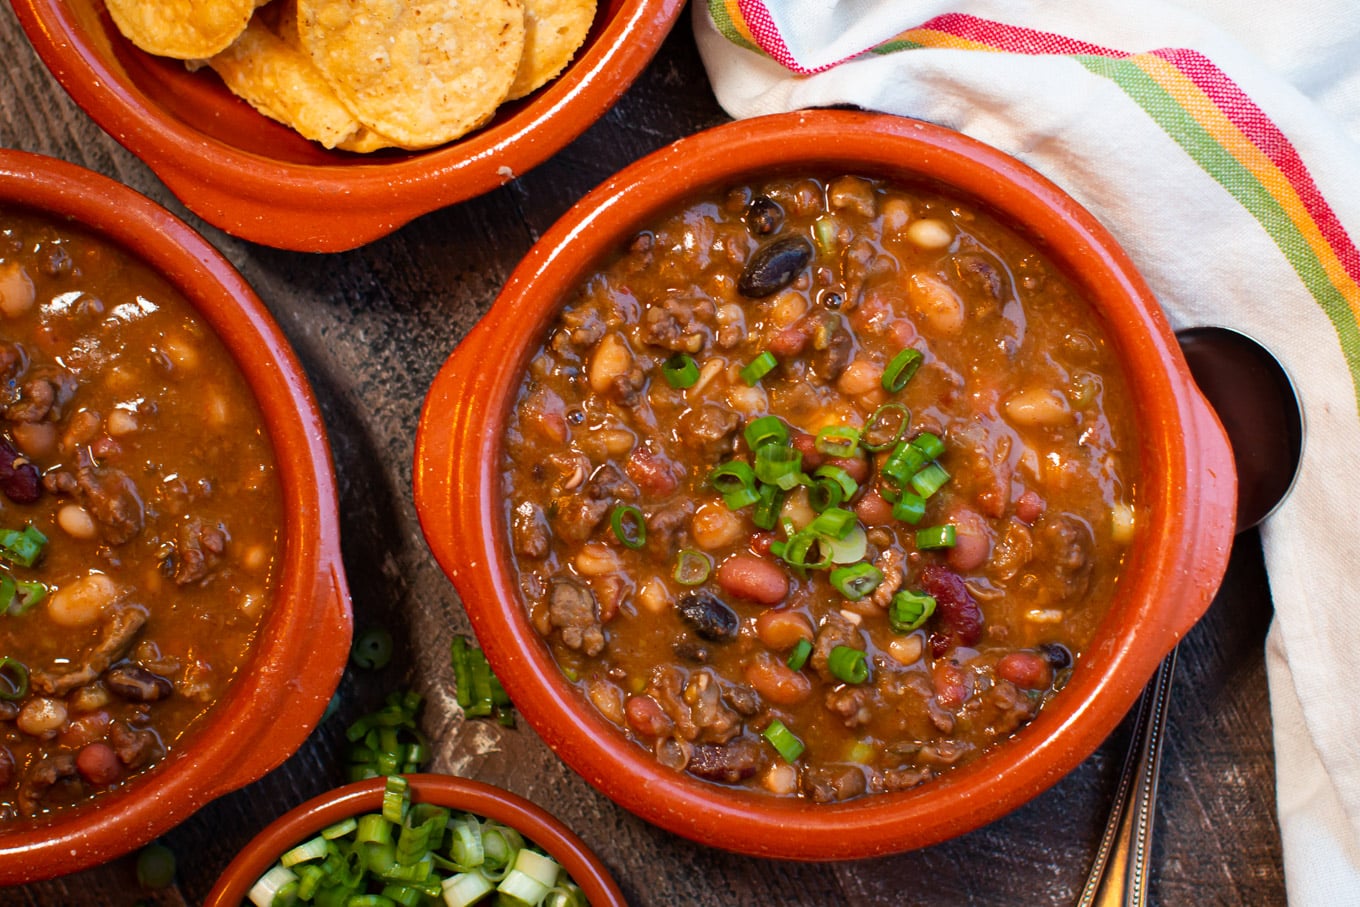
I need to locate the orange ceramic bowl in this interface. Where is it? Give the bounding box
[412,110,1237,860]
[0,150,351,882]
[10,0,685,252]
[204,774,627,906]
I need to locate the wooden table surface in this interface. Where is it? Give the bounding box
[0,5,1284,905]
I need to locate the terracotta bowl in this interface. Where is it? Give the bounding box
[10,0,686,252]
[0,150,351,882]
[412,110,1237,860]
[204,773,627,905]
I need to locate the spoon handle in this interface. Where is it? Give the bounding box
[1078,647,1179,907]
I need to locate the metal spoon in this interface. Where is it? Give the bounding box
[1078,325,1304,907]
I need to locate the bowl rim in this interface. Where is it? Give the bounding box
[9,0,688,251]
[412,109,1237,859]
[203,773,628,906]
[0,149,351,882]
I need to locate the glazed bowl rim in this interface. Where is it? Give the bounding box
[413,109,1236,859]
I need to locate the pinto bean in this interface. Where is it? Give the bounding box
[754,609,814,650]
[587,332,633,394]
[691,502,745,550]
[17,697,68,738]
[997,652,1053,689]
[745,655,812,706]
[625,694,673,738]
[715,555,789,605]
[945,507,992,573]
[76,742,122,786]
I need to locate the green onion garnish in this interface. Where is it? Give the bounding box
[910,462,951,498]
[609,504,647,549]
[740,350,779,385]
[862,402,909,451]
[807,506,855,540]
[763,719,805,762]
[814,464,857,500]
[661,352,700,388]
[882,348,924,392]
[891,492,927,525]
[743,415,789,451]
[722,487,760,510]
[889,590,937,633]
[910,431,946,462]
[351,627,394,670]
[778,530,833,571]
[0,656,28,700]
[451,637,515,727]
[915,524,957,549]
[673,549,712,586]
[786,638,812,671]
[753,444,803,491]
[827,646,870,684]
[814,425,860,458]
[830,562,884,600]
[752,483,783,530]
[0,524,45,568]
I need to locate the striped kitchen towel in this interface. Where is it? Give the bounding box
[695,2,1360,903]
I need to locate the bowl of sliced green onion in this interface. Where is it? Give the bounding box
[204,774,626,907]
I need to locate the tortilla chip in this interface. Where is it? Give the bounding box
[506,0,597,100]
[207,14,361,149]
[105,0,260,60]
[297,0,526,148]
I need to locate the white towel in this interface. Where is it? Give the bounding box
[695,2,1360,902]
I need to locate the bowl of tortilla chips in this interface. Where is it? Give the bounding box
[11,0,686,251]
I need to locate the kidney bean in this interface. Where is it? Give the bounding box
[997,652,1052,689]
[76,742,122,786]
[1015,489,1046,524]
[739,236,812,298]
[932,661,972,710]
[824,454,869,483]
[754,608,814,650]
[626,445,680,496]
[625,694,673,738]
[0,437,40,504]
[745,655,812,706]
[715,554,789,605]
[920,565,984,658]
[58,710,111,748]
[854,487,894,526]
[789,429,824,470]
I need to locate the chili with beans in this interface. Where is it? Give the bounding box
[502,175,1138,801]
[0,210,281,822]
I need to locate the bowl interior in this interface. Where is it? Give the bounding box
[204,775,628,907]
[0,150,351,881]
[414,110,1237,859]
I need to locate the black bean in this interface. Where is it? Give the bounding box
[104,664,173,703]
[676,591,739,642]
[744,196,784,236]
[0,438,40,505]
[738,236,812,298]
[1039,642,1073,670]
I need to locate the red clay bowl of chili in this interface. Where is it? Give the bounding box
[412,110,1236,859]
[204,774,626,905]
[0,149,350,882]
[10,0,685,253]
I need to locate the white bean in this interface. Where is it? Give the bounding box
[0,262,35,318]
[907,273,965,336]
[763,762,799,795]
[691,502,745,550]
[836,358,882,397]
[17,697,67,737]
[887,634,925,665]
[106,409,139,436]
[46,573,119,628]
[56,504,98,541]
[1004,387,1074,427]
[588,332,632,394]
[881,197,912,234]
[906,217,954,250]
[636,577,671,614]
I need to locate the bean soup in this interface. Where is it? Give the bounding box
[501,175,1138,801]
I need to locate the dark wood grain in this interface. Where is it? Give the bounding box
[0,5,1283,904]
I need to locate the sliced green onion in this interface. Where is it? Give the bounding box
[910,431,946,462]
[136,842,176,889]
[754,444,803,491]
[661,353,700,388]
[763,719,805,762]
[814,465,858,500]
[0,525,45,568]
[779,530,833,571]
[744,415,789,450]
[0,657,28,701]
[889,590,937,633]
[882,348,924,392]
[449,815,485,869]
[830,563,884,600]
[827,646,870,684]
[862,402,909,451]
[323,818,358,840]
[752,483,783,531]
[247,864,298,907]
[709,460,756,496]
[609,504,647,550]
[673,549,712,586]
[740,351,779,385]
[910,462,951,498]
[915,524,957,549]
[722,487,760,510]
[351,628,394,670]
[881,441,928,485]
[282,835,329,867]
[892,492,927,525]
[443,870,495,907]
[13,580,45,613]
[813,215,838,255]
[814,425,860,458]
[807,475,844,513]
[825,525,868,565]
[786,638,812,671]
[808,506,855,540]
[359,813,393,846]
[544,882,589,907]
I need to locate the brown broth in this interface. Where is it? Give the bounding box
[501,175,1138,801]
